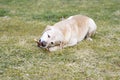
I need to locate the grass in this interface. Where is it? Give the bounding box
[0,0,120,80]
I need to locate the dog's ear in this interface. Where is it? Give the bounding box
[45,25,52,31]
[42,25,52,34]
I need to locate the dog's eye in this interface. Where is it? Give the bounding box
[51,42,54,44]
[48,35,50,38]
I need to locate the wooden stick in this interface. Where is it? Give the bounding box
[34,39,41,47]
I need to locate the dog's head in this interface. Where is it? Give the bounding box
[39,25,63,48]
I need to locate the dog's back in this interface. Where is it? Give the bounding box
[54,15,97,43]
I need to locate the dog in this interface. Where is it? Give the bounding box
[37,15,97,51]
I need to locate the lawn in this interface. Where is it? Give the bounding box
[0,0,120,80]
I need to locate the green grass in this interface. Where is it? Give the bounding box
[0,0,120,80]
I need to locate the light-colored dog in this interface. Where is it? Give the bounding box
[38,15,97,51]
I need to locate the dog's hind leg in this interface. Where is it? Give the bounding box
[85,18,97,41]
[49,46,62,52]
[85,31,96,41]
[64,39,77,47]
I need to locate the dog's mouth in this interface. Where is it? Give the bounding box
[34,39,41,47]
[34,39,62,51]
[34,39,49,51]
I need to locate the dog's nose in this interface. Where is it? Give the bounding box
[39,39,41,43]
[41,41,47,47]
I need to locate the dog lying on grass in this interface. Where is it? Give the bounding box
[34,15,97,51]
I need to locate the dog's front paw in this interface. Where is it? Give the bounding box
[49,46,61,52]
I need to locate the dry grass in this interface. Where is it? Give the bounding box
[0,0,120,80]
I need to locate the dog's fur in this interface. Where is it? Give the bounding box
[39,15,97,51]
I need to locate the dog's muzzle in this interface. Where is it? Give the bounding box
[39,40,47,47]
